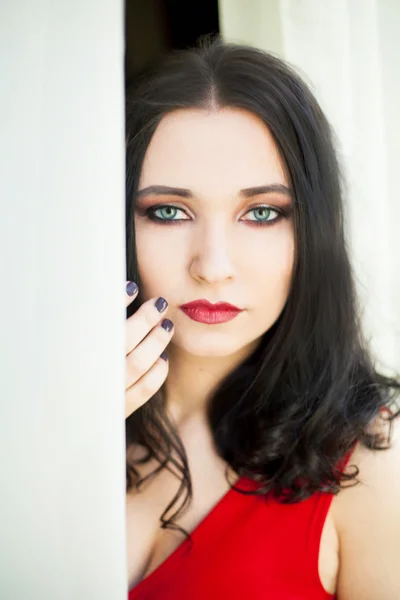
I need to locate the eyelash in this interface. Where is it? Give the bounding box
[143,204,286,227]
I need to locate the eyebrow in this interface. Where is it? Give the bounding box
[136,184,292,200]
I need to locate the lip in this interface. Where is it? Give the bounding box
[179,299,244,324]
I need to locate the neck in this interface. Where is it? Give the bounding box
[164,340,259,429]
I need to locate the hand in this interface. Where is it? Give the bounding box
[125,281,174,418]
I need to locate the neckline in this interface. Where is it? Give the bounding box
[129,474,252,596]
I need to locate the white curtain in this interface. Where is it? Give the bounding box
[219,0,400,373]
[0,1,127,598]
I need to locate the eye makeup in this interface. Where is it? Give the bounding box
[134,183,293,228]
[134,201,292,228]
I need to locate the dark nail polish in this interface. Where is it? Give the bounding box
[161,318,174,333]
[160,351,168,361]
[155,297,168,312]
[126,281,138,296]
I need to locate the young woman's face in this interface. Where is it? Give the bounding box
[134,108,295,358]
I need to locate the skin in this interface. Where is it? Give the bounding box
[134,107,294,426]
[131,107,400,598]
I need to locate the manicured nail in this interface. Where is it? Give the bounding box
[126,281,138,296]
[155,297,168,312]
[160,351,168,361]
[161,319,174,333]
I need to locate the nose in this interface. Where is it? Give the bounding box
[189,219,235,284]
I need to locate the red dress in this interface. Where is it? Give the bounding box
[129,450,353,599]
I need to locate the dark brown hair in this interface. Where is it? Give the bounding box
[125,37,399,541]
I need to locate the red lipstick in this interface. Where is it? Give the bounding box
[179,299,243,324]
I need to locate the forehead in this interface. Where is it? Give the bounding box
[139,108,288,195]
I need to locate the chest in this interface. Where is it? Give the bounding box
[126,445,340,596]
[126,438,239,589]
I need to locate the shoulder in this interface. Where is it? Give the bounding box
[332,414,400,600]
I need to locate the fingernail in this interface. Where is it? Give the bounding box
[161,319,174,332]
[155,297,168,312]
[126,281,138,296]
[160,351,168,361]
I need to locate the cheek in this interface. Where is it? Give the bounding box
[244,230,294,302]
[134,223,184,296]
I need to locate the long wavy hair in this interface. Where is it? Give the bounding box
[125,38,399,541]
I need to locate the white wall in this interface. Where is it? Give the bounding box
[0,2,127,598]
[219,0,400,373]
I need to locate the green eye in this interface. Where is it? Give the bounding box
[146,204,190,223]
[154,206,179,219]
[241,206,284,227]
[251,207,272,221]
[246,207,279,222]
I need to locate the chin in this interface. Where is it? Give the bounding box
[171,332,259,359]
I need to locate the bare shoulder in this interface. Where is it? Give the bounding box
[332,415,400,600]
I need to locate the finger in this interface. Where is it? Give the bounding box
[125,296,169,355]
[125,355,169,418]
[126,281,139,307]
[126,318,174,389]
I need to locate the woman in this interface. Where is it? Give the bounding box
[124,39,400,599]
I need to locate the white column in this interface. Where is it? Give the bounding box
[0,2,127,599]
[219,0,400,372]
